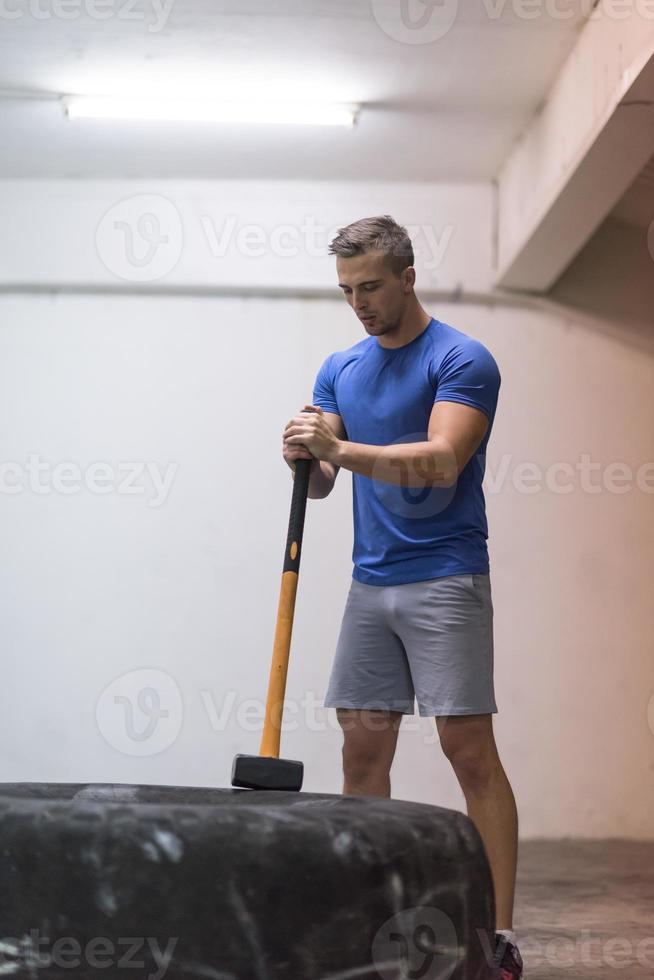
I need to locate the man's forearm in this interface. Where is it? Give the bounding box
[330,439,456,488]
[291,458,335,498]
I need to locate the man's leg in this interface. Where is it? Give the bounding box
[436,713,518,931]
[336,708,404,797]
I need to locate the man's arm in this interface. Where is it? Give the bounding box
[330,401,489,487]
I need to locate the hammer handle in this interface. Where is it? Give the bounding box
[259,417,314,758]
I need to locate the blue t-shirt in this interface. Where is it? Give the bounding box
[312,317,501,586]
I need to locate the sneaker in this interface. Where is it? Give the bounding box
[492,933,524,979]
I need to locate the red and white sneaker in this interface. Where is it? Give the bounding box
[492,933,524,978]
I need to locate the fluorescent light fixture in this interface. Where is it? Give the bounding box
[62,96,359,128]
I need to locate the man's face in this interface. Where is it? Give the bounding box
[336,250,413,337]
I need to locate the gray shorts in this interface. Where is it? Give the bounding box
[324,573,497,717]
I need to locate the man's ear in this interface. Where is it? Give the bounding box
[402,266,416,291]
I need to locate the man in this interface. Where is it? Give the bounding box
[282,215,523,980]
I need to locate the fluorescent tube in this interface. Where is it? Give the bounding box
[62,96,359,128]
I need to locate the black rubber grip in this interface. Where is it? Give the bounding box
[283,456,311,573]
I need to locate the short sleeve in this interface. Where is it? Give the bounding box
[434,341,501,422]
[312,353,340,414]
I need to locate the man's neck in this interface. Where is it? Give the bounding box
[376,307,432,349]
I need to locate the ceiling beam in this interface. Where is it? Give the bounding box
[496,8,654,292]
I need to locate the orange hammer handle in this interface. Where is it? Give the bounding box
[259,441,313,758]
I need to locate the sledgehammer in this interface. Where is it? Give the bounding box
[231,411,316,791]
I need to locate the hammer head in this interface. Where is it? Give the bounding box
[231,754,304,792]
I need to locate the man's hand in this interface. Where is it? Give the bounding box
[283,405,342,464]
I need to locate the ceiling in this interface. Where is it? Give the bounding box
[0,0,592,181]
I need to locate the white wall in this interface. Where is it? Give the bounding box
[0,177,652,838]
[1,287,653,839]
[0,179,494,293]
[548,215,654,357]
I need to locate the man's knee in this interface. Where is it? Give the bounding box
[337,709,402,782]
[438,715,501,789]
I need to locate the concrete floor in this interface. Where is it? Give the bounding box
[514,840,654,979]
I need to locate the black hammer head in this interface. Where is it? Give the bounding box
[231,754,304,791]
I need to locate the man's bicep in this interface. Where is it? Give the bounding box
[322,412,347,482]
[428,400,489,478]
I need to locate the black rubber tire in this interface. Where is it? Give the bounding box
[0,783,495,979]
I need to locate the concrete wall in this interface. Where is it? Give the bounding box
[1,180,652,838]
